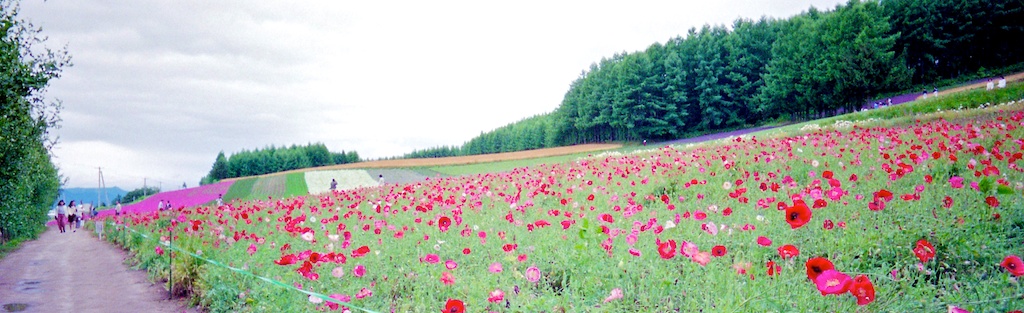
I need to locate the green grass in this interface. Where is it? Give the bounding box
[222,177,256,202]
[284,172,308,198]
[0,237,28,259]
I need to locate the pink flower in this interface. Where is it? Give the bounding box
[326,294,350,310]
[756,236,772,247]
[628,248,641,257]
[354,287,372,299]
[352,264,366,277]
[949,176,964,189]
[813,270,852,295]
[947,305,970,313]
[488,289,504,303]
[603,288,623,303]
[155,246,164,256]
[440,271,455,285]
[421,253,440,264]
[445,259,458,270]
[525,265,541,282]
[692,251,711,266]
[331,266,345,278]
[247,243,257,256]
[488,262,503,273]
[680,241,698,258]
[701,222,718,236]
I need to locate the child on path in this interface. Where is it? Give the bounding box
[998,76,1007,88]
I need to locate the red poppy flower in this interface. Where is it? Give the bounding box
[942,196,954,209]
[711,245,727,257]
[823,219,834,230]
[785,203,812,229]
[442,299,465,313]
[822,170,833,179]
[657,239,677,259]
[502,243,518,253]
[805,257,835,281]
[985,196,1000,208]
[778,244,799,259]
[849,274,876,306]
[913,239,935,263]
[766,260,780,277]
[812,199,827,209]
[438,216,451,232]
[274,254,298,265]
[351,245,370,258]
[1001,255,1024,277]
[874,189,893,202]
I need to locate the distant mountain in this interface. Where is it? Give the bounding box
[58,187,127,206]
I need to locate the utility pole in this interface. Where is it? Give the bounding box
[144,177,148,197]
[98,167,109,207]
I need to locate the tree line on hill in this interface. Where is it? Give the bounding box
[404,0,1023,158]
[1,3,69,243]
[200,143,360,183]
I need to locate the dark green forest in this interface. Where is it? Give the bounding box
[405,0,1023,159]
[1,2,69,243]
[201,143,360,183]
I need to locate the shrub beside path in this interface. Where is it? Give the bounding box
[0,226,196,313]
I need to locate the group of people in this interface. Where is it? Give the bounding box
[987,76,1008,90]
[53,200,91,233]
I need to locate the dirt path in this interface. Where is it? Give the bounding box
[0,226,196,313]
[917,72,1024,100]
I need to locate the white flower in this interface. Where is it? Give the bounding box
[301,232,315,242]
[664,220,677,229]
[308,295,323,304]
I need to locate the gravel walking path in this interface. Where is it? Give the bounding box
[0,226,197,313]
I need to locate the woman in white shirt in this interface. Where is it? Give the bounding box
[55,200,68,233]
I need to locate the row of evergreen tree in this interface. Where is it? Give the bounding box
[1,3,69,242]
[201,143,360,183]
[404,0,1023,158]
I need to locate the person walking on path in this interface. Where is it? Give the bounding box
[330,179,338,191]
[67,201,78,233]
[74,204,84,230]
[115,201,122,215]
[998,76,1007,88]
[55,200,68,233]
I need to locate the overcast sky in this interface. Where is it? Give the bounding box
[20,0,845,190]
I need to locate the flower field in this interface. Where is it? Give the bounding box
[102,103,1024,312]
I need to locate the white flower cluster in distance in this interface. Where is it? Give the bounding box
[800,124,822,132]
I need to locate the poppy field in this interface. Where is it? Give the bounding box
[102,102,1024,312]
